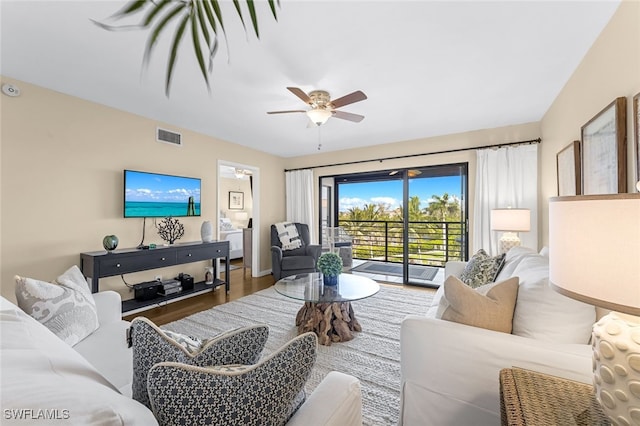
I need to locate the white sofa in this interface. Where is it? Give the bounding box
[1,291,362,425]
[399,247,597,425]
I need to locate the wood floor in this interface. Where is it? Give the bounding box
[124,259,436,326]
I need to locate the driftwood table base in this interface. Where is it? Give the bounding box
[295,301,362,346]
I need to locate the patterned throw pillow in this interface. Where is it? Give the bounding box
[459,249,506,288]
[147,332,317,426]
[14,265,99,346]
[130,317,269,409]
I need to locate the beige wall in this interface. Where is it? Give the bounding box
[0,78,285,302]
[285,123,541,252]
[540,0,640,246]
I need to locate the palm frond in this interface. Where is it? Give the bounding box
[94,0,279,97]
[166,13,191,96]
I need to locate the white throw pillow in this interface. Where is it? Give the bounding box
[511,254,595,344]
[495,246,538,282]
[14,265,99,346]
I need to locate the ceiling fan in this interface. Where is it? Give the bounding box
[267,87,367,126]
[389,169,422,177]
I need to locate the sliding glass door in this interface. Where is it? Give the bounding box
[404,164,467,286]
[325,162,468,287]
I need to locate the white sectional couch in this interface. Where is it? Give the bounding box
[1,291,362,425]
[399,247,597,425]
[1,292,156,425]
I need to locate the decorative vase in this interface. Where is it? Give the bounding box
[204,266,214,285]
[323,274,338,286]
[102,235,119,252]
[201,220,213,243]
[592,312,640,425]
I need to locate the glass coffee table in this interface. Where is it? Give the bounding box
[274,272,380,345]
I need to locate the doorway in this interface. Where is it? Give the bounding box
[323,162,468,287]
[218,160,260,276]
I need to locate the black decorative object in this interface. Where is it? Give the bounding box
[157,217,184,245]
[103,235,119,252]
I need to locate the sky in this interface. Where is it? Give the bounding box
[338,176,462,212]
[125,170,201,203]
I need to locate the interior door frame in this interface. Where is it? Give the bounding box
[217,160,260,276]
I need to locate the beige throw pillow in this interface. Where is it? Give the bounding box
[436,275,519,333]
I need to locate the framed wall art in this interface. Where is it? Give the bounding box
[634,92,639,191]
[229,191,244,210]
[556,140,581,196]
[581,97,627,195]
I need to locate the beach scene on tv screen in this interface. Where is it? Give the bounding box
[125,171,201,217]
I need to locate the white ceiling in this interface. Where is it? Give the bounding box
[1,1,620,157]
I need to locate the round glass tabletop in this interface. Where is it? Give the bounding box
[274,272,380,303]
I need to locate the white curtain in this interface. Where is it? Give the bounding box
[285,169,315,242]
[473,144,538,255]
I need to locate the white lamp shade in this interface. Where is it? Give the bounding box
[549,194,640,315]
[306,109,332,125]
[490,208,531,232]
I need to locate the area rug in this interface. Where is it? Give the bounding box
[351,261,439,281]
[164,285,434,425]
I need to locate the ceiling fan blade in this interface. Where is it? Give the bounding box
[332,110,365,123]
[267,110,306,114]
[330,90,367,109]
[287,87,312,105]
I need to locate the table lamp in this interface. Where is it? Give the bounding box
[549,194,640,425]
[235,211,249,227]
[490,208,531,254]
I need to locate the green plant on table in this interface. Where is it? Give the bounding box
[317,252,343,277]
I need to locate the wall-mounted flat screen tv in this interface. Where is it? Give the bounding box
[124,170,201,218]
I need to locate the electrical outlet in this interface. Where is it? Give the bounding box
[154,275,162,282]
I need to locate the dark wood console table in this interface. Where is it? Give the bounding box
[80,241,230,314]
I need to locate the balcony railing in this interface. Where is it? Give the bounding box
[335,219,466,267]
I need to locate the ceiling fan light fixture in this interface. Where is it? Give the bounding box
[306,108,332,125]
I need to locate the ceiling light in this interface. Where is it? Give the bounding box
[306,109,332,125]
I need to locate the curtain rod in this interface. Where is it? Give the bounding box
[284,137,542,172]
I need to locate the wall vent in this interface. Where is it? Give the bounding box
[156,128,182,146]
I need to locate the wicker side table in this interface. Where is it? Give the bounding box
[499,368,609,426]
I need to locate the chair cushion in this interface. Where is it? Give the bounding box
[147,333,317,426]
[282,255,317,271]
[436,275,519,333]
[130,317,269,409]
[14,265,99,346]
